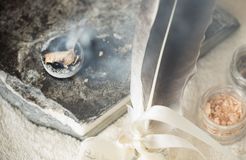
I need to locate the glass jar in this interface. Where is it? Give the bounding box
[199,86,246,144]
[230,45,246,90]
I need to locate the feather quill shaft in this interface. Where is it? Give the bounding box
[131,0,215,111]
[147,0,178,109]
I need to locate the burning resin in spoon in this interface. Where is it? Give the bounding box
[44,49,79,68]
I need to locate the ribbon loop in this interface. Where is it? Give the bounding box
[142,105,239,160]
[79,105,239,160]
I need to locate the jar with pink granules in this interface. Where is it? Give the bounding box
[200,86,246,144]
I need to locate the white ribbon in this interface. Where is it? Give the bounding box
[79,105,239,160]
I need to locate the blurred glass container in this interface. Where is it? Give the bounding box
[230,45,246,90]
[200,86,246,144]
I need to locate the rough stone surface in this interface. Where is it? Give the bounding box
[0,0,140,123]
[0,71,84,139]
